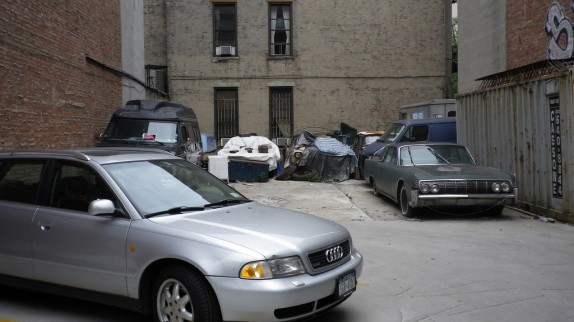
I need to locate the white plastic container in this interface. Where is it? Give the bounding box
[208,155,229,181]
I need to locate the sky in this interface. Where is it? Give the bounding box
[453,3,458,18]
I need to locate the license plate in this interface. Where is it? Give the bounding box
[337,271,356,298]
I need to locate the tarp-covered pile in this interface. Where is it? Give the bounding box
[279,131,357,182]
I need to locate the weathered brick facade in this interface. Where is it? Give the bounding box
[0,0,122,150]
[146,0,450,138]
[506,0,571,69]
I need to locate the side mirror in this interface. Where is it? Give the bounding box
[88,199,116,216]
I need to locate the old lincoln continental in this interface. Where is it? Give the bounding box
[364,142,517,218]
[0,148,362,322]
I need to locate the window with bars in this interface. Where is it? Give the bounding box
[269,4,292,56]
[213,4,237,57]
[214,88,239,141]
[269,88,293,139]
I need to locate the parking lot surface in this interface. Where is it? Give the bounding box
[1,179,574,322]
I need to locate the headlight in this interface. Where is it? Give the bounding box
[501,182,511,192]
[430,184,440,194]
[491,183,501,192]
[240,256,306,279]
[420,183,430,194]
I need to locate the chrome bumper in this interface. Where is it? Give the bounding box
[411,188,518,208]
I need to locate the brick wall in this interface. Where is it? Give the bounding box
[0,0,122,150]
[507,0,571,69]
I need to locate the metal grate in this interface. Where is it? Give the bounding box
[429,180,510,194]
[215,89,238,141]
[270,88,293,139]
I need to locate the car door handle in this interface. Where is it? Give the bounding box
[39,221,53,231]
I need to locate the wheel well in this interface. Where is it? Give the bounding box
[138,259,219,314]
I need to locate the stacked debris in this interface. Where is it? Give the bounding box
[277,131,357,182]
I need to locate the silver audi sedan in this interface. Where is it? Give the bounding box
[0,148,362,322]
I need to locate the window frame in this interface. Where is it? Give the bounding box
[269,87,294,139]
[214,88,239,141]
[47,161,122,215]
[269,3,293,56]
[0,159,47,205]
[213,3,238,57]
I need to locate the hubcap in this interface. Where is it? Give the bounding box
[158,279,194,322]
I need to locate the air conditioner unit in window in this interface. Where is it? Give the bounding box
[220,138,231,147]
[272,138,290,147]
[216,46,235,56]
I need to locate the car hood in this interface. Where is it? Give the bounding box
[150,202,349,258]
[412,165,515,181]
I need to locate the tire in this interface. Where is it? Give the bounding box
[489,205,504,217]
[152,265,221,322]
[372,181,379,196]
[399,185,417,218]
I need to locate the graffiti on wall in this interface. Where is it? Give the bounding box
[546,1,574,59]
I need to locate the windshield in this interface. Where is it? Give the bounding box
[378,123,405,143]
[364,136,379,146]
[103,159,249,217]
[103,119,178,144]
[399,145,475,166]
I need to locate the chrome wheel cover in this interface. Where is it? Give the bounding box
[157,278,194,322]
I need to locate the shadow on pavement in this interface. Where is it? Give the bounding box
[0,285,148,322]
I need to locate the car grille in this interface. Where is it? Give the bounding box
[308,240,351,271]
[426,180,511,194]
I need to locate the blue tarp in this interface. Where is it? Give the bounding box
[314,137,358,166]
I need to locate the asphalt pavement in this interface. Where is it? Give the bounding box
[1,179,574,322]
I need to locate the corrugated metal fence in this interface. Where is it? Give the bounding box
[457,72,573,223]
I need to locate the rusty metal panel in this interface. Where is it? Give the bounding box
[457,73,573,223]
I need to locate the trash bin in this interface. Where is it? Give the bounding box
[228,160,269,182]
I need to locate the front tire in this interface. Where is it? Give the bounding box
[372,180,379,196]
[153,265,221,322]
[489,205,504,217]
[399,185,417,218]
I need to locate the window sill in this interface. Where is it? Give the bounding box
[211,56,240,62]
[267,55,295,61]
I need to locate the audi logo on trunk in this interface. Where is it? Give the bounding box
[325,246,344,263]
